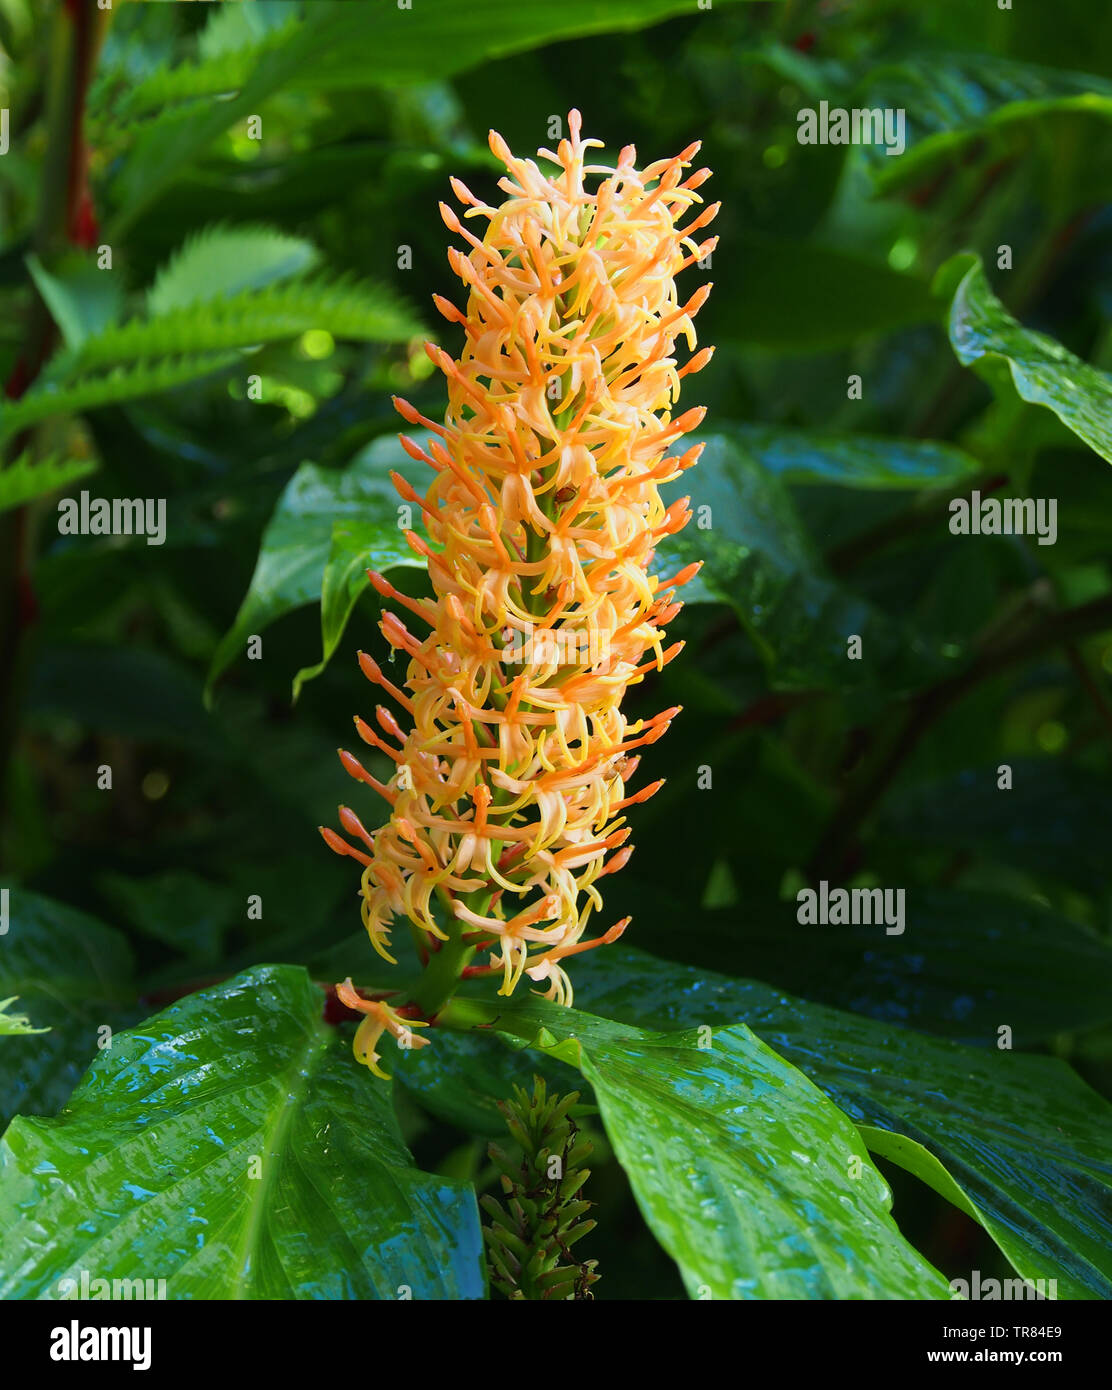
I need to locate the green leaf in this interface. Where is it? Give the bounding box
[90,3,301,129]
[97,870,236,964]
[393,1027,583,1138]
[566,946,1112,1299]
[291,512,421,700]
[197,0,300,62]
[146,223,321,316]
[941,253,1112,463]
[723,233,935,350]
[658,434,939,692]
[0,273,417,444]
[577,1026,948,1299]
[0,889,135,1128]
[0,452,98,516]
[451,995,947,1298]
[100,0,773,229]
[46,275,419,380]
[877,759,1111,893]
[207,436,426,702]
[726,424,982,490]
[627,886,1112,1047]
[0,965,484,1300]
[306,0,776,88]
[103,6,351,233]
[102,0,775,123]
[0,998,49,1038]
[860,54,1112,195]
[0,353,240,444]
[25,253,123,349]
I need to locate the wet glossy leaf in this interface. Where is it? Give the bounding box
[567,946,1112,1299]
[0,965,484,1300]
[577,1026,948,1300]
[625,887,1112,1048]
[449,993,948,1299]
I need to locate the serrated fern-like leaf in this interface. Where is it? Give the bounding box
[88,16,301,130]
[146,223,320,316]
[0,355,239,443]
[0,451,98,515]
[41,276,421,384]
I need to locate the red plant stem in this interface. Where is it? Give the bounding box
[0,2,107,862]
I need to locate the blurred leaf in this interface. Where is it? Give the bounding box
[0,889,135,1128]
[105,0,775,116]
[725,424,981,490]
[25,253,123,349]
[45,275,420,379]
[941,253,1112,463]
[722,233,934,350]
[208,437,425,702]
[98,870,236,964]
[861,54,1112,195]
[146,222,321,315]
[0,998,49,1038]
[103,5,347,232]
[0,966,485,1299]
[196,0,299,62]
[0,453,98,516]
[103,0,770,229]
[0,352,240,443]
[27,644,218,749]
[877,759,1111,893]
[309,0,778,89]
[393,1027,582,1138]
[658,434,939,692]
[1,267,418,444]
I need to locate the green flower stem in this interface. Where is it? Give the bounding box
[410,888,491,1017]
[436,996,500,1032]
[435,996,561,1053]
[410,926,475,1017]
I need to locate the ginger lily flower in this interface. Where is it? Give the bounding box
[335,980,430,1080]
[321,111,715,1064]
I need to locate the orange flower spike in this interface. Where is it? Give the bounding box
[323,111,713,1044]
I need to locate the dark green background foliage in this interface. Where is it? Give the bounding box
[1,0,1111,1301]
